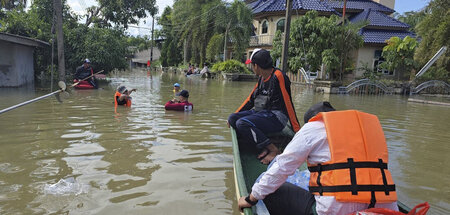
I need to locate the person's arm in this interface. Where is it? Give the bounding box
[251,122,327,199]
[126,89,137,95]
[234,81,258,113]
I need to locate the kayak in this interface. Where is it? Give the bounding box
[73,80,95,89]
[230,127,411,215]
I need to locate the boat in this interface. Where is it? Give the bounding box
[230,127,411,214]
[73,80,95,89]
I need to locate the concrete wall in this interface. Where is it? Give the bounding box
[354,45,384,78]
[0,41,35,87]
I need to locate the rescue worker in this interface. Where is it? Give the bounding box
[114,85,136,107]
[173,83,181,93]
[238,102,399,215]
[165,90,193,111]
[228,49,300,165]
[75,59,97,88]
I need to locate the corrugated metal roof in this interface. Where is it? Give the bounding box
[350,9,410,29]
[360,29,416,44]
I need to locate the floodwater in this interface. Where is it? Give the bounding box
[0,69,449,214]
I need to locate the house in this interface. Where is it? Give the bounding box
[0,32,49,87]
[244,0,415,80]
[129,47,161,68]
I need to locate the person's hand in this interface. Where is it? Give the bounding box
[238,196,253,212]
[227,121,230,128]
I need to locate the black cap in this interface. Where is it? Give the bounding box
[303,101,336,123]
[176,90,189,98]
[245,49,273,69]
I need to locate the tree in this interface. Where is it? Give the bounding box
[394,11,426,33]
[273,11,364,80]
[206,33,223,62]
[160,0,253,66]
[414,0,450,82]
[85,0,157,28]
[0,0,26,10]
[380,36,418,81]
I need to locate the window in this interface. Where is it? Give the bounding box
[276,19,285,33]
[373,50,394,76]
[261,21,268,34]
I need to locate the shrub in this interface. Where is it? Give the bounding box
[211,60,251,74]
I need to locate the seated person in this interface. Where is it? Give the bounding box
[75,58,98,88]
[228,49,300,165]
[165,90,193,111]
[238,102,399,215]
[173,83,181,93]
[114,85,136,107]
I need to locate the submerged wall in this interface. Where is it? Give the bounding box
[0,40,35,87]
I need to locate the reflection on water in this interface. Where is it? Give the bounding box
[0,69,449,214]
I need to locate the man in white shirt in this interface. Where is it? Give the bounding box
[238,102,399,215]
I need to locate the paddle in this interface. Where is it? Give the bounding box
[0,70,105,115]
[0,81,67,115]
[71,70,104,87]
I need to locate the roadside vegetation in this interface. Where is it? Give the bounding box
[0,0,157,81]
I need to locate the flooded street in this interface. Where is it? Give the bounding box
[0,70,449,214]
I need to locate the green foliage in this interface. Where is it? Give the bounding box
[358,62,381,81]
[1,0,26,10]
[380,36,418,80]
[127,36,152,52]
[86,0,157,28]
[65,26,128,73]
[414,0,449,82]
[160,0,253,66]
[211,60,251,74]
[271,30,283,64]
[1,0,128,80]
[206,33,223,62]
[394,11,426,33]
[273,11,364,80]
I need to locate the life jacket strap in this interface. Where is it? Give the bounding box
[309,184,396,193]
[309,158,394,196]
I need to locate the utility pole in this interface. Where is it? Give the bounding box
[53,0,65,81]
[223,21,231,61]
[281,0,292,72]
[150,14,155,66]
[339,0,348,81]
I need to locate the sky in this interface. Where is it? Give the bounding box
[394,0,430,14]
[65,0,431,37]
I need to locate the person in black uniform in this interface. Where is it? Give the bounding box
[75,58,97,88]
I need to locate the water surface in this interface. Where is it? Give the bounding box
[0,70,448,214]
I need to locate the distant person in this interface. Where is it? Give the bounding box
[75,59,97,88]
[114,85,136,107]
[186,63,193,75]
[238,102,399,215]
[165,90,193,111]
[173,83,181,93]
[228,48,300,165]
[200,63,210,76]
[194,65,199,74]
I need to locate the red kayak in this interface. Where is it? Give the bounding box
[73,80,95,89]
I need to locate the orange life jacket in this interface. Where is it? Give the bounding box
[308,110,397,206]
[114,91,131,107]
